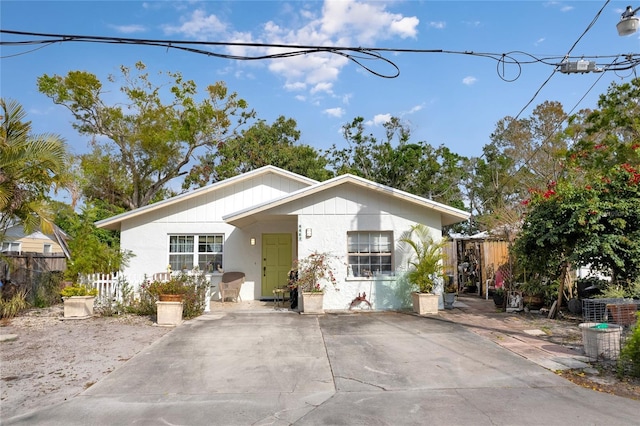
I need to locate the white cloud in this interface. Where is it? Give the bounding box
[284,82,307,91]
[295,95,306,101]
[324,107,345,117]
[407,104,424,114]
[163,1,419,101]
[310,82,333,94]
[429,21,446,30]
[163,9,227,39]
[463,20,482,28]
[110,24,146,34]
[544,2,573,12]
[462,76,477,86]
[534,37,545,46]
[372,114,392,125]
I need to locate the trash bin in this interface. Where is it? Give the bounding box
[579,322,622,360]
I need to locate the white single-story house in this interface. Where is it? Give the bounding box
[95,166,470,311]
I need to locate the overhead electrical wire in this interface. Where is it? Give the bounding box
[477,0,623,215]
[512,0,611,120]
[1,28,638,82]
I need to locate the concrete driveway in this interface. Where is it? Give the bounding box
[7,310,638,425]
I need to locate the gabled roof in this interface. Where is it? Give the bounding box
[2,223,71,259]
[223,173,470,227]
[95,166,318,231]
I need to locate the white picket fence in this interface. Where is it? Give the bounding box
[80,272,213,313]
[79,272,148,303]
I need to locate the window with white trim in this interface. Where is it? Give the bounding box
[43,244,52,254]
[347,231,393,277]
[169,235,224,273]
[1,242,21,253]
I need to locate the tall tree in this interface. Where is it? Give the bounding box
[566,77,640,176]
[183,116,332,187]
[54,200,131,277]
[0,98,69,235]
[37,62,255,210]
[326,117,469,208]
[471,101,569,230]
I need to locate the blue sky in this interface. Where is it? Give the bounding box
[2,1,639,164]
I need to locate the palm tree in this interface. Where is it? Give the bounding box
[399,223,448,293]
[1,98,69,236]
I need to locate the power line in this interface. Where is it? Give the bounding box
[1,28,638,81]
[512,0,611,120]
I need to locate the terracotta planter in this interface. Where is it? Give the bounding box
[159,294,183,302]
[606,304,638,326]
[412,292,439,315]
[301,292,324,314]
[63,296,95,319]
[523,295,544,309]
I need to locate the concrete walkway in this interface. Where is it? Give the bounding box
[6,301,638,425]
[438,296,592,372]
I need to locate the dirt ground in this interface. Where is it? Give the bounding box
[0,305,171,421]
[1,303,639,422]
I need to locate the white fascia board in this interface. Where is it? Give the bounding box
[95,165,317,230]
[223,174,470,226]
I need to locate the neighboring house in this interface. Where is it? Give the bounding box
[1,224,70,285]
[1,224,70,258]
[95,166,470,311]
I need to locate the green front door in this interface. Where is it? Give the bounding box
[262,233,293,298]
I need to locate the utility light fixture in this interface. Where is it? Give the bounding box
[617,5,640,36]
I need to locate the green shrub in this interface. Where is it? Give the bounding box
[60,283,98,298]
[33,271,64,308]
[618,312,640,378]
[135,273,208,319]
[1,288,29,319]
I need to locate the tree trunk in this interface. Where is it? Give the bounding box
[554,261,570,319]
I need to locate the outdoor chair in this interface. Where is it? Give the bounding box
[220,272,245,303]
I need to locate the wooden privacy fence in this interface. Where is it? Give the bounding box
[444,238,510,298]
[1,252,67,286]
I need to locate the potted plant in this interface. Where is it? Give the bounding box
[399,224,447,315]
[518,280,546,310]
[148,275,189,326]
[149,275,189,302]
[60,284,98,319]
[443,282,457,310]
[492,288,505,308]
[293,251,338,314]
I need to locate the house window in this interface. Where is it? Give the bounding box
[43,244,52,254]
[169,235,224,273]
[1,242,20,253]
[347,231,393,277]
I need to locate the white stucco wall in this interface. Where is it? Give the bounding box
[283,184,443,311]
[115,172,452,311]
[118,172,306,297]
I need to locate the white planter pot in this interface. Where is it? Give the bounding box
[301,292,324,314]
[579,322,622,360]
[412,292,439,315]
[156,301,183,327]
[63,296,95,319]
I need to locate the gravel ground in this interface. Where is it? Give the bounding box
[0,305,171,421]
